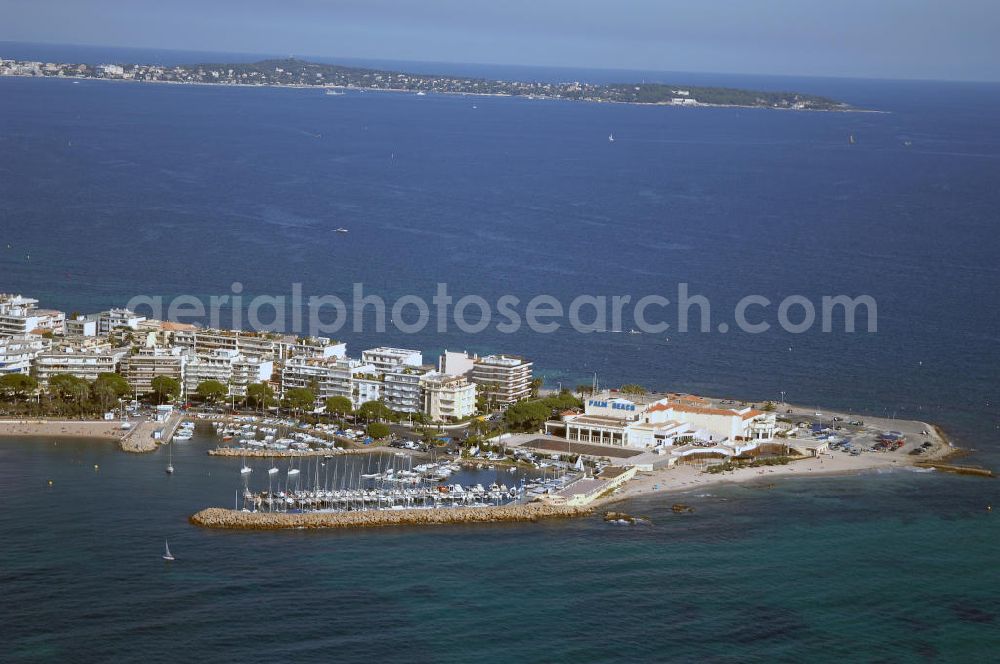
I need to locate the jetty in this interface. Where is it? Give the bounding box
[120,412,183,453]
[190,503,593,530]
[915,462,995,478]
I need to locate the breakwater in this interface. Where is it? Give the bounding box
[915,462,995,477]
[190,502,593,530]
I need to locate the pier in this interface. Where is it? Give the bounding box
[120,412,183,453]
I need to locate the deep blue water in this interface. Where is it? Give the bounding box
[1,44,999,661]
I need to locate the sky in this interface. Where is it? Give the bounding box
[0,0,997,82]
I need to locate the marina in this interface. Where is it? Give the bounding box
[234,449,576,514]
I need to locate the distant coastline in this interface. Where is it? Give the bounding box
[0,56,861,112]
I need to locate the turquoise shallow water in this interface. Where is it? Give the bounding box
[1,434,997,662]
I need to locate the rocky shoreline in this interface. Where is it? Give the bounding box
[190,503,592,530]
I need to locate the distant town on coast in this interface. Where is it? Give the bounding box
[0,55,854,110]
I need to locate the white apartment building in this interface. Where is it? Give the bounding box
[173,329,279,360]
[420,371,476,422]
[275,336,346,361]
[34,344,127,386]
[350,366,382,408]
[96,308,146,335]
[172,329,343,362]
[183,349,272,397]
[65,317,98,337]
[184,349,239,396]
[0,336,50,375]
[281,356,354,402]
[438,350,476,377]
[382,366,426,414]
[470,354,533,405]
[361,347,423,372]
[0,294,65,337]
[231,355,274,397]
[120,346,186,396]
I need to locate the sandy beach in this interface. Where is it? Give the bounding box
[0,413,182,453]
[599,405,973,505]
[0,419,126,441]
[608,451,911,506]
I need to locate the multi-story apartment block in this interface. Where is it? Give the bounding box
[420,371,477,422]
[0,294,65,337]
[95,308,146,335]
[361,347,422,372]
[65,316,98,337]
[281,356,354,402]
[33,343,127,386]
[183,349,272,397]
[173,329,344,362]
[120,346,186,396]
[0,335,50,375]
[471,354,533,406]
[381,365,427,414]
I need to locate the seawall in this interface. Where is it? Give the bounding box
[190,503,593,530]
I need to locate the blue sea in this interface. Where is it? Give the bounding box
[1,43,998,661]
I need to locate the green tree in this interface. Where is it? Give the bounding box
[503,400,553,431]
[420,427,442,446]
[49,374,90,402]
[90,380,117,411]
[150,375,181,404]
[761,401,777,412]
[467,417,491,438]
[620,383,647,395]
[246,382,276,410]
[541,389,583,411]
[325,396,353,418]
[0,373,38,399]
[196,380,228,404]
[357,400,391,423]
[366,422,390,439]
[283,387,316,414]
[575,384,594,396]
[502,390,583,432]
[529,377,544,398]
[95,372,132,398]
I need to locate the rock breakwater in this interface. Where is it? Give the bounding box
[190,503,593,530]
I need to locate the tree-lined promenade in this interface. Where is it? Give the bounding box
[0,369,590,448]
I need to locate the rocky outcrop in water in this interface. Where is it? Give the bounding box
[603,511,650,525]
